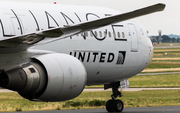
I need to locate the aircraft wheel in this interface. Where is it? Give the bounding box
[106,99,114,112]
[113,99,124,112]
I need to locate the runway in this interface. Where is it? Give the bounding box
[4,106,180,113]
[84,88,180,92]
[1,87,180,93]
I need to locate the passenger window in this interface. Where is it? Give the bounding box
[85,32,88,37]
[90,31,93,37]
[104,31,107,37]
[81,33,84,37]
[99,31,102,37]
[113,32,116,38]
[95,31,98,37]
[108,32,111,38]
[122,32,125,38]
[117,32,120,38]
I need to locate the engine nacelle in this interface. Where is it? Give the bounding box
[0,53,87,102]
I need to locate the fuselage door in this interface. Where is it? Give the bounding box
[128,23,138,52]
[11,17,22,36]
[0,13,15,37]
[0,9,24,37]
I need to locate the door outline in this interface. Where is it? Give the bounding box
[11,17,24,36]
[128,23,138,52]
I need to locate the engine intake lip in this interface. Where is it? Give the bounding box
[20,63,40,93]
[19,60,48,100]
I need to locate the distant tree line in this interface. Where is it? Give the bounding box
[150,35,180,43]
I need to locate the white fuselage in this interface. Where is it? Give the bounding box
[0,2,153,85]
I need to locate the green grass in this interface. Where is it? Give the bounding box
[155,51,180,54]
[154,43,180,46]
[122,90,180,107]
[86,85,103,88]
[153,53,180,57]
[130,74,180,88]
[152,60,180,62]
[86,74,180,88]
[1,90,180,112]
[154,48,180,50]
[147,47,180,69]
[153,47,180,57]
[146,62,180,69]
[153,56,180,58]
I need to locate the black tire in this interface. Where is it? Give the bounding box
[113,99,124,112]
[106,99,114,112]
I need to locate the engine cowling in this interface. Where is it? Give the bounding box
[0,53,87,102]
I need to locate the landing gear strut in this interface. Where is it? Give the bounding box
[104,81,124,112]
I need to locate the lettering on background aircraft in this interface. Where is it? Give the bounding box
[60,12,88,39]
[107,53,114,62]
[92,52,98,62]
[60,12,75,25]
[87,52,91,62]
[70,51,125,65]
[99,53,106,62]
[29,10,40,31]
[11,9,23,35]
[78,52,85,62]
[74,13,86,40]
[116,51,126,65]
[74,13,81,22]
[0,9,127,42]
[86,13,107,41]
[60,12,75,39]
[111,25,127,41]
[0,20,14,37]
[45,11,59,28]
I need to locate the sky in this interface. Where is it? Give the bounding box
[0,0,179,36]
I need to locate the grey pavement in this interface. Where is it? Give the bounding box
[1,87,180,93]
[83,88,180,92]
[1,88,180,93]
[3,106,180,113]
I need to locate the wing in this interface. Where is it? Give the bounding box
[0,3,165,53]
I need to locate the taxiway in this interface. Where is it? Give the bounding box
[4,106,180,113]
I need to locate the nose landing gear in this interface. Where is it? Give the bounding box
[104,81,124,112]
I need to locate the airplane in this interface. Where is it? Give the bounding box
[0,1,165,112]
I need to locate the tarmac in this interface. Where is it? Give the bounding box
[1,87,180,93]
[4,106,180,113]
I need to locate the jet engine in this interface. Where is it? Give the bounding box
[0,53,87,102]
